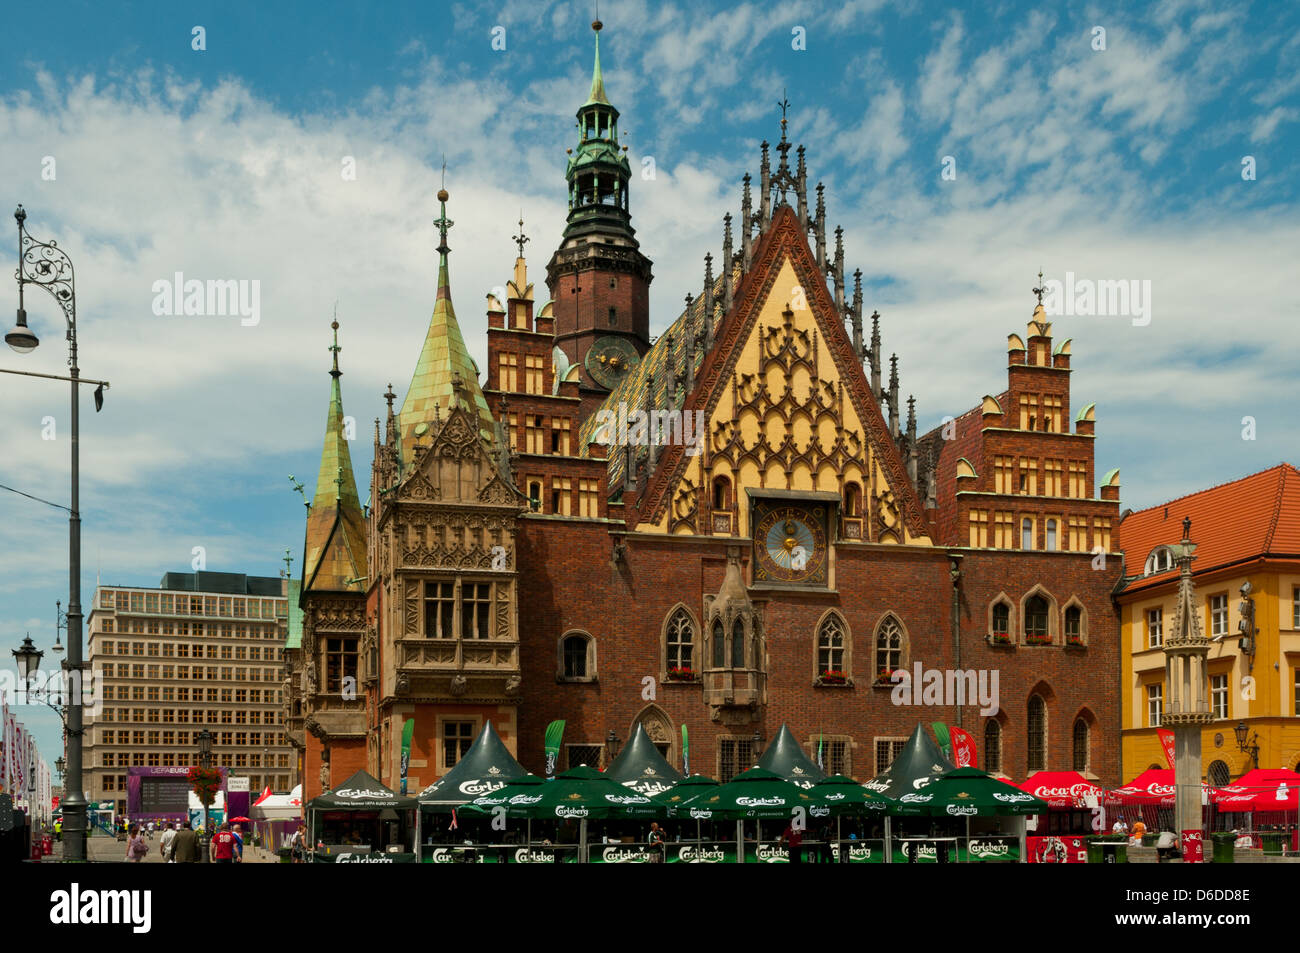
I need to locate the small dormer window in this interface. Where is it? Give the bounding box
[1145,547,1174,575]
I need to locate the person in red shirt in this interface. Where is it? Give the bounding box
[211,823,239,864]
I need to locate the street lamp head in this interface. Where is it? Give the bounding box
[11,633,43,684]
[1234,721,1248,749]
[56,756,66,776]
[14,205,26,226]
[6,308,39,354]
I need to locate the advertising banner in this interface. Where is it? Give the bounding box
[828,840,886,863]
[1181,829,1203,864]
[1027,834,1087,863]
[313,851,419,863]
[590,844,659,863]
[666,842,735,863]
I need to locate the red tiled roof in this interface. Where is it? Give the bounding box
[1117,463,1300,593]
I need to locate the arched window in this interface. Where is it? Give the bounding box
[1046,519,1058,551]
[558,632,595,681]
[1025,595,1050,642]
[665,609,695,674]
[731,618,746,669]
[992,603,1010,640]
[1022,518,1034,550]
[1064,606,1082,643]
[875,615,904,676]
[711,621,725,668]
[1072,718,1089,772]
[1208,759,1230,787]
[1028,695,1047,773]
[817,614,845,674]
[984,720,1002,774]
[712,476,731,511]
[844,483,861,518]
[1145,547,1174,575]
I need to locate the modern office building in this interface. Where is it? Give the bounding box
[84,571,293,817]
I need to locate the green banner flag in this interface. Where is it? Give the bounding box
[931,722,952,761]
[682,725,689,775]
[544,720,565,777]
[399,718,415,794]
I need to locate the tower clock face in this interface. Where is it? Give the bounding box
[752,501,829,586]
[585,335,641,390]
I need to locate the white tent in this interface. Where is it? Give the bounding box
[250,784,302,822]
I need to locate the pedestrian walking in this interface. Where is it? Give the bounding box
[290,824,306,864]
[231,824,245,862]
[210,822,239,864]
[160,822,177,862]
[647,822,666,863]
[780,822,803,864]
[126,825,149,863]
[146,820,155,840]
[171,821,200,863]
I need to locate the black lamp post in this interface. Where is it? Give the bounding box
[1234,721,1260,771]
[6,205,107,863]
[198,728,213,863]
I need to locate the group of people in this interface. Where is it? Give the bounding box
[1110,817,1182,859]
[122,820,250,863]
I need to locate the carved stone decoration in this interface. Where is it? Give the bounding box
[505,674,522,696]
[396,673,409,694]
[450,673,468,696]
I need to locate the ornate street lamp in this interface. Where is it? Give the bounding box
[7,205,109,863]
[55,757,66,778]
[11,634,42,701]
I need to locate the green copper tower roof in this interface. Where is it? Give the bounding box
[584,19,611,107]
[398,188,498,467]
[303,318,368,593]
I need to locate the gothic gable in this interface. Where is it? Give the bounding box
[637,206,928,542]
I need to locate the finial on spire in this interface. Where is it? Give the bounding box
[329,312,342,378]
[1033,268,1045,305]
[514,212,529,258]
[283,549,293,579]
[384,383,396,411]
[434,167,453,255]
[778,89,790,140]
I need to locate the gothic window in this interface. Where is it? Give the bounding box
[665,608,695,674]
[557,631,596,682]
[817,612,846,675]
[711,621,725,668]
[713,476,731,511]
[844,482,861,518]
[874,615,904,677]
[731,618,746,668]
[424,581,455,639]
[992,602,1011,641]
[1064,605,1083,644]
[1025,594,1050,642]
[1028,695,1047,773]
[984,720,1002,774]
[1072,718,1089,772]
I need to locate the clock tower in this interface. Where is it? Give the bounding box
[546,20,653,423]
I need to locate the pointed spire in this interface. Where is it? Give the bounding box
[888,354,900,438]
[869,310,882,401]
[741,174,754,269]
[721,213,734,315]
[795,145,808,229]
[304,318,368,592]
[832,226,845,313]
[759,141,771,224]
[586,19,610,106]
[702,253,716,349]
[685,292,697,393]
[906,396,918,483]
[814,183,826,271]
[850,275,863,359]
[399,186,498,467]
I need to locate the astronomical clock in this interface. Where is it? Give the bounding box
[584,334,641,389]
[751,497,830,587]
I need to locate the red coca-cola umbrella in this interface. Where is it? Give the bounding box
[1105,768,1211,807]
[1019,771,1103,808]
[1211,769,1300,811]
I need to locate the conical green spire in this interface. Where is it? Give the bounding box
[304,318,367,592]
[398,186,498,468]
[585,19,610,106]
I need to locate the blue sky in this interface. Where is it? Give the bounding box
[2,0,1297,766]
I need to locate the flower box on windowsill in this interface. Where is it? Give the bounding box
[817,670,849,687]
[1065,637,1085,648]
[666,668,699,683]
[871,670,897,687]
[990,634,1012,646]
[1025,635,1052,646]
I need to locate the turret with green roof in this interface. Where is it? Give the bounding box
[397,186,498,469]
[302,318,368,593]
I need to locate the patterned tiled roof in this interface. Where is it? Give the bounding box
[286,578,303,649]
[398,222,498,469]
[1118,462,1300,594]
[577,265,733,489]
